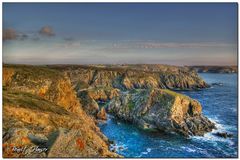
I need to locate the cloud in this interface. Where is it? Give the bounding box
[3,28,17,41]
[3,26,55,41]
[138,42,233,48]
[110,41,234,49]
[39,26,55,36]
[3,28,36,41]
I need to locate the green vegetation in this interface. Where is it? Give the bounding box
[75,81,89,90]
[162,89,191,100]
[128,99,135,111]
[155,91,174,109]
[78,90,92,105]
[4,64,62,81]
[3,91,69,115]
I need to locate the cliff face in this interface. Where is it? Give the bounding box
[107,89,215,137]
[3,65,119,158]
[50,64,209,92]
[77,87,120,117]
[3,65,82,114]
[55,65,209,122]
[47,64,209,121]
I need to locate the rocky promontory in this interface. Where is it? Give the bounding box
[3,65,119,158]
[107,89,215,137]
[3,64,216,157]
[188,65,237,73]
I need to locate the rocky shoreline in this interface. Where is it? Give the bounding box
[3,65,120,158]
[3,64,216,157]
[188,65,237,74]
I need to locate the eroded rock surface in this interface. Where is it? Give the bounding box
[107,89,215,136]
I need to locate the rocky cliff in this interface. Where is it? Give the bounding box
[49,64,209,91]
[107,89,215,137]
[3,65,119,158]
[50,64,210,125]
[3,64,216,157]
[77,86,120,118]
[188,65,237,73]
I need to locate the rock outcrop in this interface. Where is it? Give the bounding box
[214,132,233,138]
[97,108,107,120]
[48,65,210,124]
[49,64,209,91]
[3,65,119,158]
[77,87,120,118]
[107,89,215,136]
[188,65,237,73]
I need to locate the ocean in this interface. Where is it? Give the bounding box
[99,73,238,158]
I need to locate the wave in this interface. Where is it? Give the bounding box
[191,117,235,149]
[180,146,196,153]
[208,117,235,132]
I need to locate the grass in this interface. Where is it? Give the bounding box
[4,64,62,81]
[3,90,70,115]
[162,89,191,100]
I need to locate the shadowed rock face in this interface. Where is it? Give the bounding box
[77,87,120,118]
[107,89,215,137]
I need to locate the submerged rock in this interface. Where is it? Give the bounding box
[211,83,223,86]
[107,89,215,137]
[214,132,233,138]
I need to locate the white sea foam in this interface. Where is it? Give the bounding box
[146,148,151,152]
[191,118,234,148]
[138,148,152,157]
[180,146,196,153]
[229,107,237,112]
[192,132,228,144]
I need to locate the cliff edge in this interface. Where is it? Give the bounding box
[3,65,119,158]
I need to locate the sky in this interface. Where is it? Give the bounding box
[3,3,238,66]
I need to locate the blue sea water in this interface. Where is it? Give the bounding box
[99,73,238,158]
